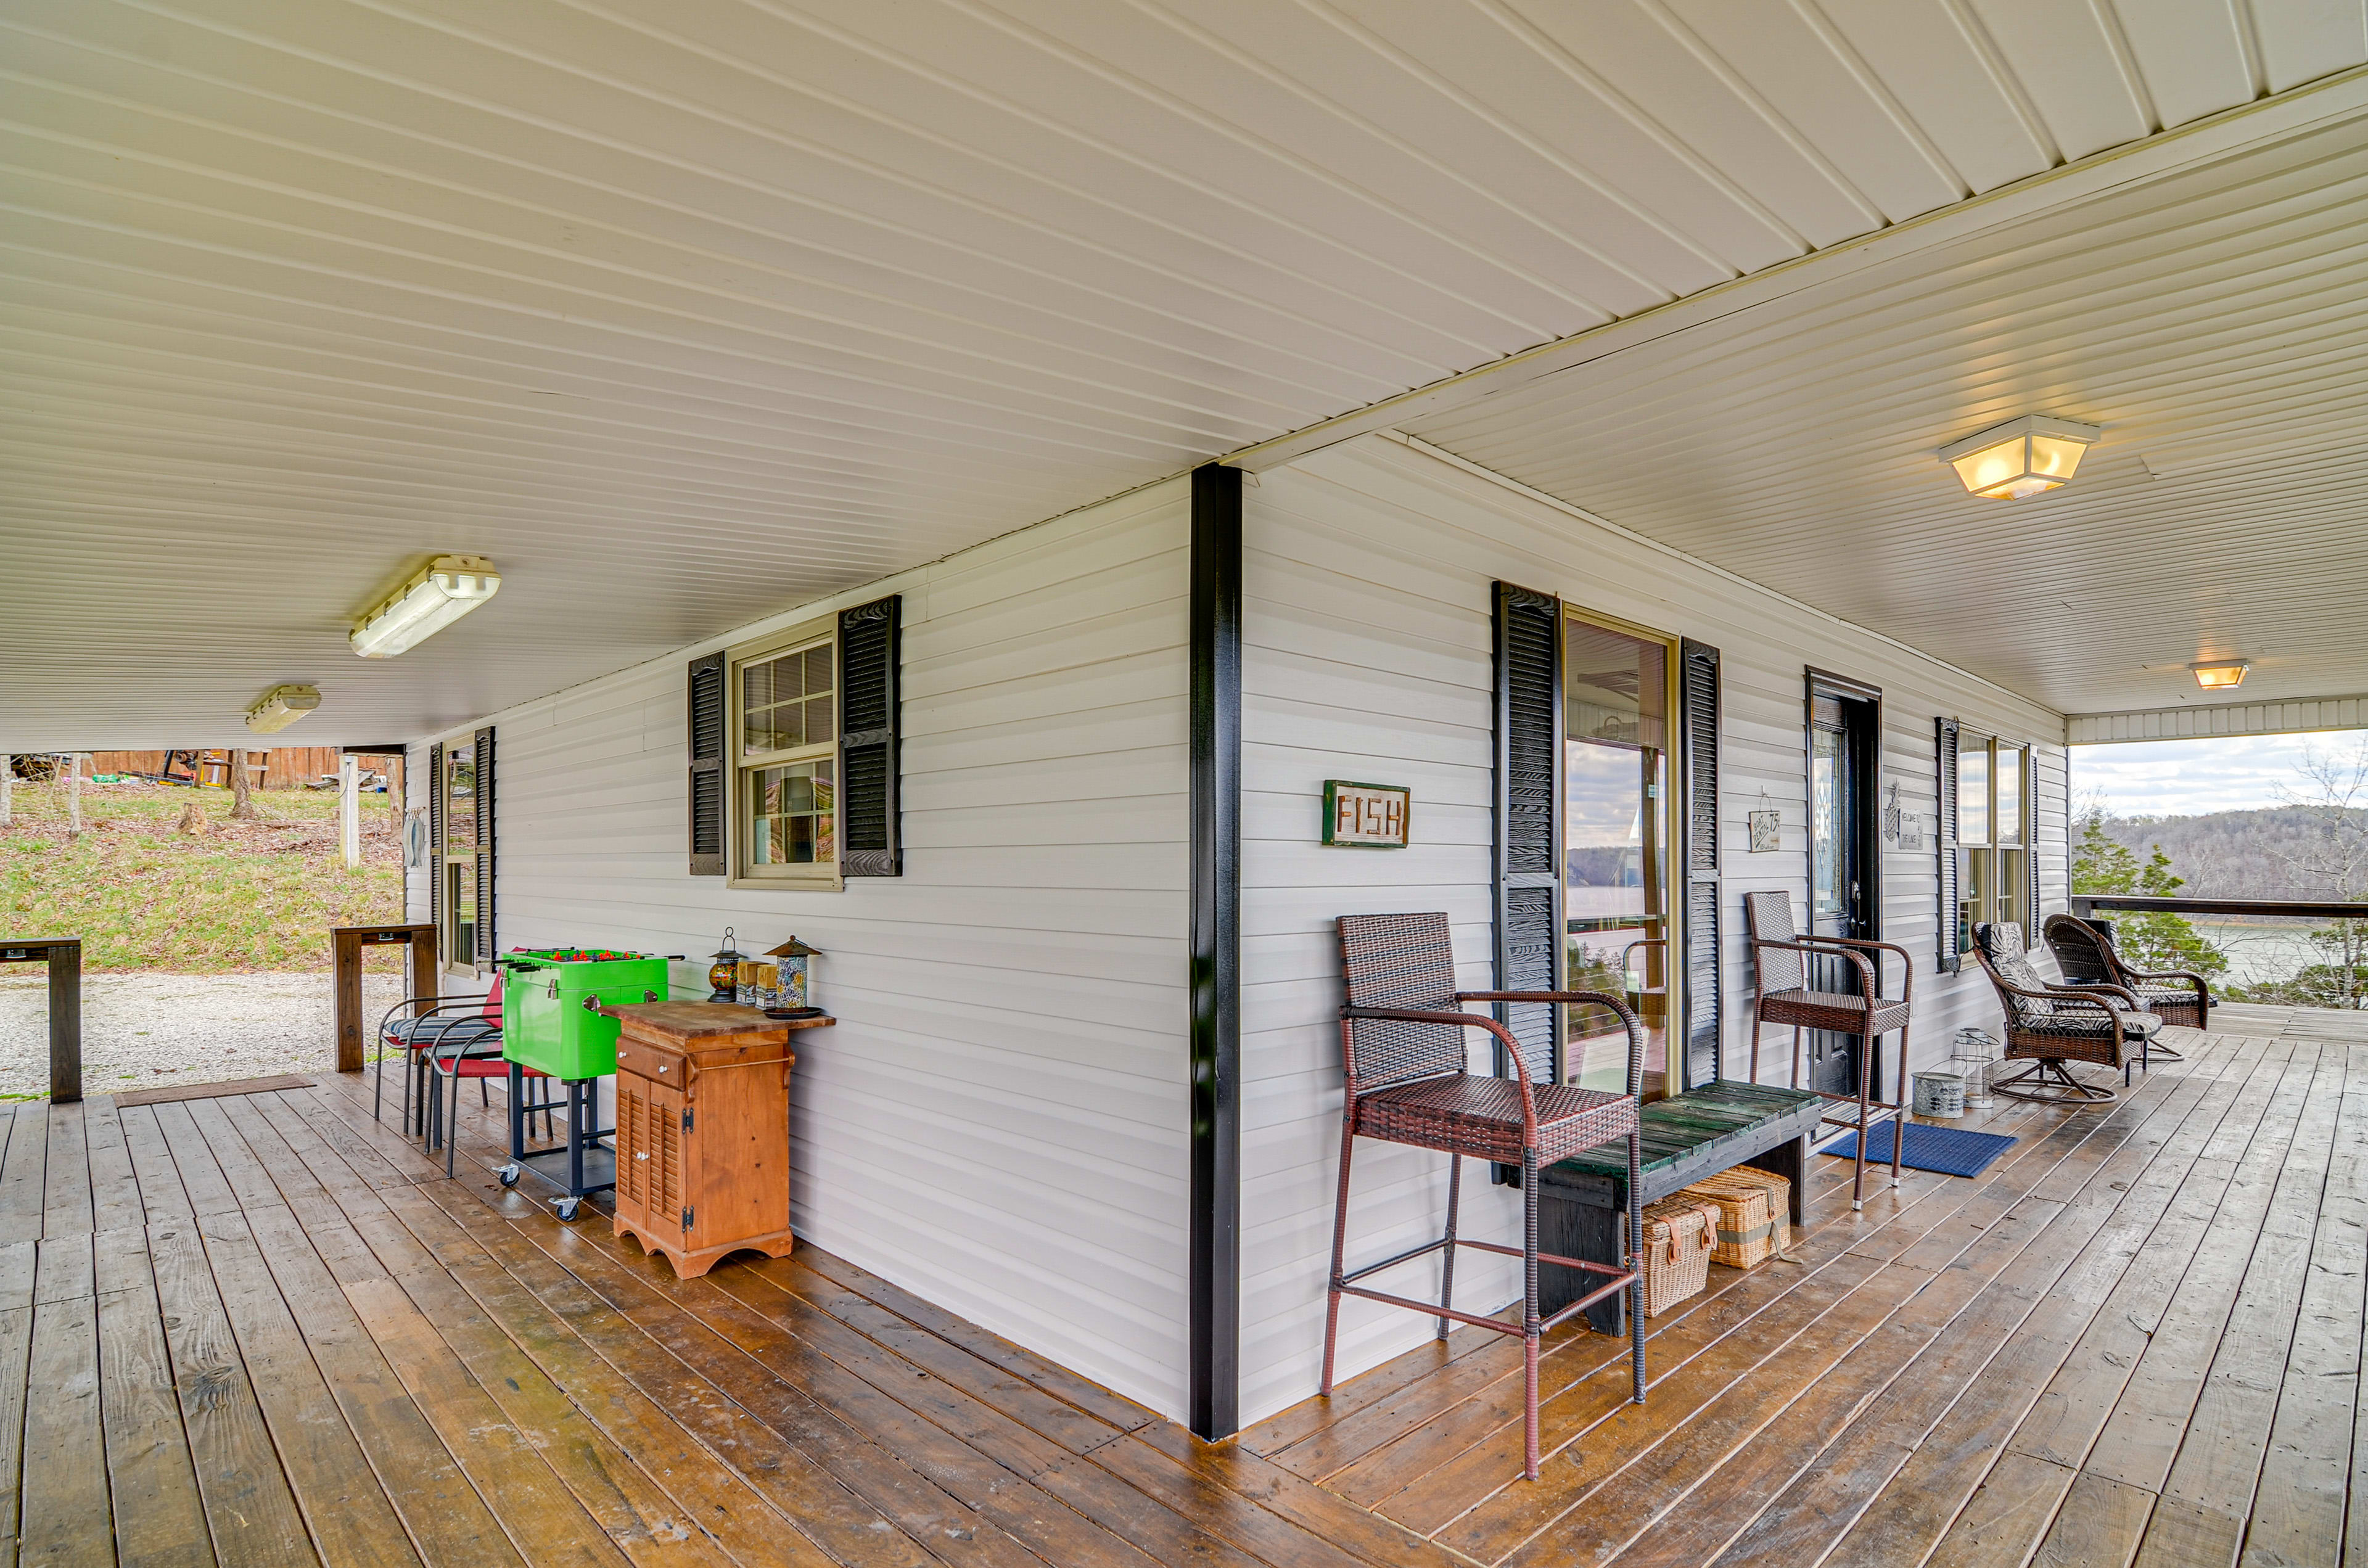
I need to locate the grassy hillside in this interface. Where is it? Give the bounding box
[1,778,405,971]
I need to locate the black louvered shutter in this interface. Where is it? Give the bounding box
[839,595,902,877]
[1936,718,1961,974]
[473,728,496,968]
[1494,582,1562,1088]
[1679,639,1722,1090]
[688,652,725,876]
[428,741,445,954]
[2023,748,2041,946]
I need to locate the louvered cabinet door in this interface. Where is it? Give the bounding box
[615,1071,686,1246]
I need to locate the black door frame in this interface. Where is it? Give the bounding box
[1803,669,1886,1101]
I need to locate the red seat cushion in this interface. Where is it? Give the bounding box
[442,1057,541,1079]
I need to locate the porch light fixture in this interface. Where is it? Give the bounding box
[351,555,501,658]
[1938,416,2102,499]
[244,683,321,734]
[2190,660,2250,690]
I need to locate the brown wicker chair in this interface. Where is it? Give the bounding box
[2041,914,2203,1055]
[1742,891,1911,1211]
[1322,911,1644,1480]
[1971,921,2160,1104]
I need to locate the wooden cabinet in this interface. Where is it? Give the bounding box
[599,1001,831,1278]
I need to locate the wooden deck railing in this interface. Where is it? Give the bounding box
[2070,894,2368,921]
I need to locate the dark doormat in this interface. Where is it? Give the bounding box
[109,1073,316,1106]
[1819,1119,2017,1179]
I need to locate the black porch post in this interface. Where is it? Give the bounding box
[1188,462,1243,1440]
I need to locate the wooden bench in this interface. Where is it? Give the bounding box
[1537,1079,1826,1332]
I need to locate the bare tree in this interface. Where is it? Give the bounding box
[2268,737,2368,1006]
[228,747,262,821]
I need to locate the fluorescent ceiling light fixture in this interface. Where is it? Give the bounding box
[1938,416,2103,499]
[351,556,501,657]
[2190,660,2250,690]
[244,683,321,734]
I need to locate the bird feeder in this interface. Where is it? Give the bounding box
[764,937,823,1016]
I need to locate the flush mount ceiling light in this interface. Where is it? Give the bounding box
[2190,660,2251,690]
[351,555,500,658]
[1938,416,2103,499]
[244,683,321,734]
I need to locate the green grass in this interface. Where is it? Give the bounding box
[1,779,405,972]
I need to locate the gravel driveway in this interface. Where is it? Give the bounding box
[0,971,416,1097]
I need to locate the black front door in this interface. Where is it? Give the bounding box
[1806,677,1883,1099]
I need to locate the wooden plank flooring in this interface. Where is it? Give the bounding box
[3,1008,2361,1566]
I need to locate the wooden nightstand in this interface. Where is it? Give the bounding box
[596,1000,833,1278]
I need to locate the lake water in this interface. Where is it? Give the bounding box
[2185,920,2333,985]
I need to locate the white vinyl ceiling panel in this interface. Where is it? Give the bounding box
[0,0,2362,744]
[1406,111,2368,722]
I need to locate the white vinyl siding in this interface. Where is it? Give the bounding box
[408,479,1194,1415]
[1237,435,2068,1424]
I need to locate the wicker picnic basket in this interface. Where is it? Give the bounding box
[1638,1194,1721,1315]
[1679,1166,1792,1269]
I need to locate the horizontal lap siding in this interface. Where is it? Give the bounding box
[409,480,1194,1416]
[1237,437,2066,1423]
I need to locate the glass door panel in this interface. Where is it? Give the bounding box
[1563,615,1671,1100]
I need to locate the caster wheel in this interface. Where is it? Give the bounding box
[496,1164,520,1188]
[554,1197,581,1222]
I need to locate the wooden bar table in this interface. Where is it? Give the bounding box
[596,1001,832,1278]
[331,922,440,1073]
[0,937,81,1102]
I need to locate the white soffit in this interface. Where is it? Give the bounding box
[1,1,2365,744]
[1407,104,2368,721]
[2071,696,2368,745]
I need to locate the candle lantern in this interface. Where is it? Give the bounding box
[763,937,823,1016]
[707,927,748,1004]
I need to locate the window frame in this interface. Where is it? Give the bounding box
[727,614,843,890]
[1955,734,2034,951]
[438,734,485,979]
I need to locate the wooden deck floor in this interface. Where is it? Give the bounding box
[3,1008,2362,1566]
[1240,1005,2368,1567]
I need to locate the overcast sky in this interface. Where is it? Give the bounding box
[2071,730,2368,818]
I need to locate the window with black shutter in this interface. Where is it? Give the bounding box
[1493,581,1563,1088]
[429,740,445,946]
[434,733,490,976]
[1936,718,1961,974]
[474,727,496,967]
[838,595,902,878]
[688,652,725,876]
[700,594,902,887]
[1679,640,1721,1090]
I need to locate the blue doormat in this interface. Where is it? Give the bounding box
[1819,1119,2016,1179]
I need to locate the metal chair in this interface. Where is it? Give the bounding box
[1971,921,2156,1103]
[375,991,499,1134]
[1321,911,1645,1481]
[2041,914,2201,1054]
[1741,891,1912,1211]
[425,1027,554,1177]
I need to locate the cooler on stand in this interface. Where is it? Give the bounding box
[496,948,670,1219]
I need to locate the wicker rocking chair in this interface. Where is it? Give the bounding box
[1322,911,1645,1480]
[1970,921,2160,1104]
[1741,891,1912,1211]
[2041,914,2204,1056]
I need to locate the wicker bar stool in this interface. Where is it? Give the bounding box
[2041,914,2200,1057]
[1741,891,1913,1211]
[1972,921,2158,1103]
[1321,911,1645,1481]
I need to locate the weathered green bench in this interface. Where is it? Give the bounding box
[1537,1079,1826,1332]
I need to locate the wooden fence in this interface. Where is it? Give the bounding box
[83,747,404,792]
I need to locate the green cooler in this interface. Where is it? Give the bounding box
[501,947,671,1080]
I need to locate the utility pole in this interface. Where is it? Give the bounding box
[65,753,83,834]
[1,755,12,827]
[340,752,361,869]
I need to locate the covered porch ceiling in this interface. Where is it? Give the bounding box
[4,2,2367,747]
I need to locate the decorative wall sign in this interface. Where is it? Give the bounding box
[1323,780,1410,848]
[1747,810,1781,854]
[1882,782,1902,845]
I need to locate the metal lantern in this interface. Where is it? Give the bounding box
[764,937,822,1015]
[1948,1026,2000,1110]
[707,927,747,1004]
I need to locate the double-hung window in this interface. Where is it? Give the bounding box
[1955,734,2032,950]
[730,618,839,887]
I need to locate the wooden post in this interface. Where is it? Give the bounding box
[340,752,360,868]
[65,754,82,834]
[49,940,80,1104]
[1,756,12,826]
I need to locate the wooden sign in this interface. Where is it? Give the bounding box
[1323,781,1410,848]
